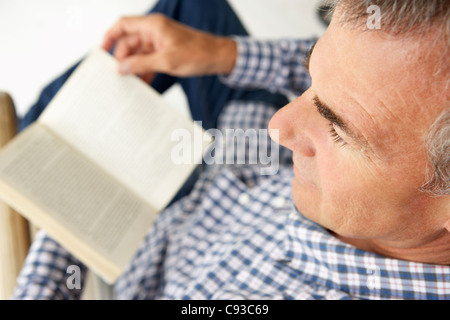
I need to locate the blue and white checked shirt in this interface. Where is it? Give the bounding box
[12,37,450,300]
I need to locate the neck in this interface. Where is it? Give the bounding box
[335,230,450,266]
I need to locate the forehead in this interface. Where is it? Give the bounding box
[310,16,447,155]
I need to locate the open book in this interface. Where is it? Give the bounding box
[0,48,211,284]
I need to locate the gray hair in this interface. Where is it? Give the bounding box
[324,0,450,39]
[420,110,450,196]
[323,0,450,196]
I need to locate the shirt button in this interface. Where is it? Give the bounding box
[238,193,250,205]
[272,196,286,208]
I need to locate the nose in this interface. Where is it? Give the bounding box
[268,95,316,158]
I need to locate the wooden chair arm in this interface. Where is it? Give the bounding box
[0,92,31,299]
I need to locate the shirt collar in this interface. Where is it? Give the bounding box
[270,202,450,299]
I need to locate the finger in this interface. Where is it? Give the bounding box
[119,54,160,75]
[113,34,141,60]
[101,16,145,52]
[140,73,156,84]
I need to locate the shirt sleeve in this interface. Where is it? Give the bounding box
[221,36,317,97]
[11,229,87,300]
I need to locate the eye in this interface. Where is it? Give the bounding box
[328,123,347,147]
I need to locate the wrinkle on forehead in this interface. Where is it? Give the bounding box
[314,15,446,162]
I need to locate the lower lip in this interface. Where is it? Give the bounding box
[293,163,317,189]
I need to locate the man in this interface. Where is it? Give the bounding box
[13,0,449,299]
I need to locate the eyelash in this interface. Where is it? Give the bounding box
[328,123,347,147]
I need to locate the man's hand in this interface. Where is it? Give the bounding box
[102,14,237,82]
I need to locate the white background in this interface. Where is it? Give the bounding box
[0,0,326,117]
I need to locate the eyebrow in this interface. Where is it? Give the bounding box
[304,41,371,153]
[313,95,370,150]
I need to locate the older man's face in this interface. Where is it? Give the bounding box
[269,13,448,246]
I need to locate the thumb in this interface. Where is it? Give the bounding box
[119,54,159,75]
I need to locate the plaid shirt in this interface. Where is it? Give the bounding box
[12,37,450,300]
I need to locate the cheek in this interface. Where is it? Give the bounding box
[313,150,389,231]
[316,150,424,237]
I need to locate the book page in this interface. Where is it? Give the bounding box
[39,48,210,211]
[0,124,158,283]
